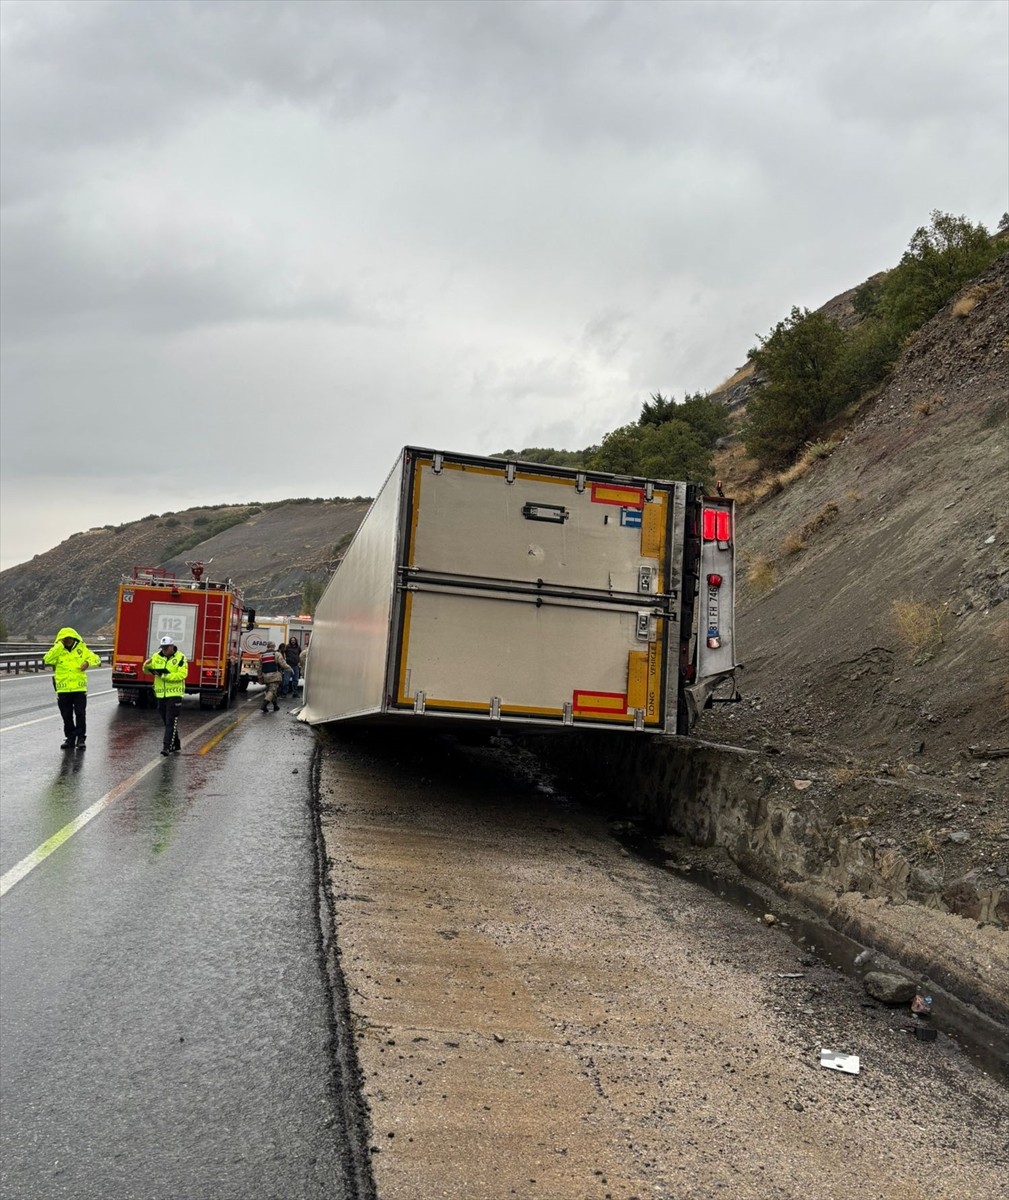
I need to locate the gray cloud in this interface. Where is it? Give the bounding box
[1,0,1006,569]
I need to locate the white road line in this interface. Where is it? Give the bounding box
[0,690,116,732]
[0,711,226,899]
[0,670,112,686]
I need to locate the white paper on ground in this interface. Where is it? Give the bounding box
[819,1049,860,1074]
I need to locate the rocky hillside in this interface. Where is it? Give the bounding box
[699,253,1008,923]
[0,499,370,638]
[709,253,1007,767]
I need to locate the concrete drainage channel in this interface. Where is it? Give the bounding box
[616,832,1009,1085]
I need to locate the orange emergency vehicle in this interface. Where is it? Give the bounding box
[111,562,244,709]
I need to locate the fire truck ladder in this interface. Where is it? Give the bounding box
[200,589,227,694]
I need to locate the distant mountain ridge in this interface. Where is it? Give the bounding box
[0,499,371,638]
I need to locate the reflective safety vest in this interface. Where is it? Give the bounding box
[43,628,101,694]
[143,651,188,698]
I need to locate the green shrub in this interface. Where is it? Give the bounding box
[588,419,714,482]
[879,211,1000,339]
[639,392,729,448]
[742,307,849,467]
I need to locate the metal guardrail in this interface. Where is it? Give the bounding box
[0,647,114,675]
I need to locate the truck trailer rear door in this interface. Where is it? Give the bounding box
[391,453,677,729]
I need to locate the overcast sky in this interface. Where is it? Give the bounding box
[1,0,1006,571]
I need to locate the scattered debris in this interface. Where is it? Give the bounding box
[820,1050,860,1075]
[967,746,1009,759]
[911,993,933,1016]
[493,1032,506,1044]
[777,972,805,979]
[761,913,778,925]
[792,779,813,790]
[913,1026,938,1042]
[863,971,918,1004]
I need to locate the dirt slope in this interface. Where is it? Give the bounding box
[711,255,1008,763]
[702,254,1009,918]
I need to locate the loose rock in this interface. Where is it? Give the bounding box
[863,971,918,1004]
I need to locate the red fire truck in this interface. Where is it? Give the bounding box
[111,562,244,709]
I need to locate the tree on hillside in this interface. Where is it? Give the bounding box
[301,578,325,616]
[0,612,7,642]
[639,391,729,448]
[638,393,680,427]
[589,419,713,482]
[878,210,999,337]
[742,306,848,468]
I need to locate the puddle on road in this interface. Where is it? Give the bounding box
[618,830,1009,1086]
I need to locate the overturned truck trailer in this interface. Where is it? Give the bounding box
[301,447,738,735]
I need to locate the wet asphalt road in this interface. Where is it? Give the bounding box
[0,671,357,1200]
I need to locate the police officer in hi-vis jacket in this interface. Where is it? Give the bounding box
[44,626,101,750]
[143,635,189,755]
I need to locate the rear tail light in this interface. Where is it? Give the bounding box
[701,508,732,543]
[201,668,217,680]
[114,663,137,675]
[707,573,723,588]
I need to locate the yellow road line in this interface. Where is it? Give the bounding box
[196,707,254,755]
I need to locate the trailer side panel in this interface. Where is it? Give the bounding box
[301,455,405,724]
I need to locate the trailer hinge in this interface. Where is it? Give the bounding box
[635,611,654,641]
[413,690,426,714]
[575,473,586,493]
[644,482,654,502]
[505,462,516,484]
[637,565,656,594]
[432,454,444,474]
[632,708,645,731]
[562,701,573,726]
[489,696,501,720]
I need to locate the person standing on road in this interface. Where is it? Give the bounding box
[282,638,303,697]
[257,642,290,712]
[143,636,189,755]
[43,627,101,751]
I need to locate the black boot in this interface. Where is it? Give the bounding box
[76,738,87,751]
[60,738,75,750]
[273,703,280,711]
